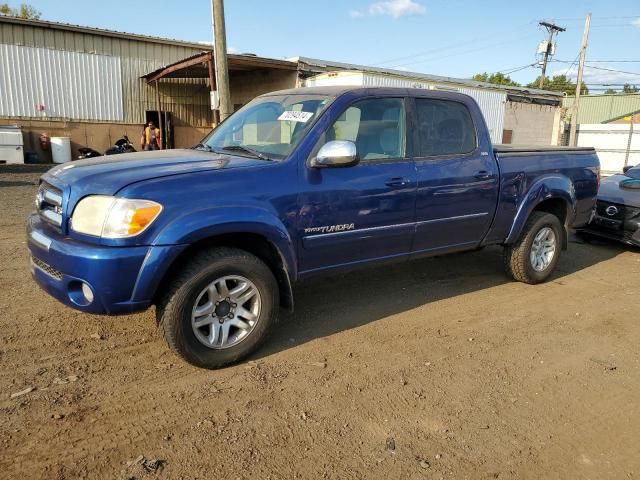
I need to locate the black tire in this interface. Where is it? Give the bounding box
[156,247,278,369]
[504,211,563,284]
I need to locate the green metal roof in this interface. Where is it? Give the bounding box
[563,94,640,123]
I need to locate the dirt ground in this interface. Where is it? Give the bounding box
[1,164,639,480]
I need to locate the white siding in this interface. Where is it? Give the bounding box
[362,73,430,89]
[0,44,123,121]
[576,124,639,174]
[305,71,364,87]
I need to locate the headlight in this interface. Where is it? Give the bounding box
[71,195,162,238]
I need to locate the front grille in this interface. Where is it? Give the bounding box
[31,255,63,281]
[595,200,625,221]
[36,182,63,230]
[591,200,640,238]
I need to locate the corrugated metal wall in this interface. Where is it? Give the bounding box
[563,94,640,124]
[306,72,507,144]
[457,88,506,144]
[0,44,123,120]
[0,21,211,126]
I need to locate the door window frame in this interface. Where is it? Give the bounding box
[308,95,411,166]
[408,96,480,161]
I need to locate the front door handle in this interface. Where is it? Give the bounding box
[385,177,410,187]
[474,170,492,179]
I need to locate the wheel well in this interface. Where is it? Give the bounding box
[154,233,294,312]
[533,198,569,248]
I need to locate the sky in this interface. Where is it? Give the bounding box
[18,0,640,91]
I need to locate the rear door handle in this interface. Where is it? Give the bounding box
[385,177,410,187]
[474,170,492,179]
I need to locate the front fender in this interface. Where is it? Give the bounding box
[152,205,297,278]
[506,175,576,244]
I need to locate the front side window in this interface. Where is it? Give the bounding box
[201,94,333,160]
[415,99,476,157]
[323,98,406,161]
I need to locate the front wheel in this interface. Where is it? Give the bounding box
[157,247,278,369]
[504,211,563,284]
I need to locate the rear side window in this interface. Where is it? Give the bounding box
[325,98,406,161]
[415,99,476,156]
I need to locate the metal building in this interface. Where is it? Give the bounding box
[563,94,640,124]
[0,16,565,163]
[297,57,563,146]
[562,94,640,174]
[0,16,299,161]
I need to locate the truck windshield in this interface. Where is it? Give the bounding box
[200,94,333,160]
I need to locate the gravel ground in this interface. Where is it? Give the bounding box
[1,164,639,480]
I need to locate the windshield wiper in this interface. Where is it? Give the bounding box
[193,142,213,152]
[221,145,272,161]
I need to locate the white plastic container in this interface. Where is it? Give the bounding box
[0,125,24,164]
[51,136,72,164]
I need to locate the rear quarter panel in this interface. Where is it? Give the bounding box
[485,150,599,244]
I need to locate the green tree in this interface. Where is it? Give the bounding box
[622,84,639,93]
[0,3,41,19]
[472,72,520,87]
[528,75,589,95]
[604,88,618,95]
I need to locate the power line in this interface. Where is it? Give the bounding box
[584,60,640,63]
[388,34,537,69]
[373,25,536,67]
[544,15,639,20]
[553,60,640,77]
[498,63,538,75]
[563,52,582,79]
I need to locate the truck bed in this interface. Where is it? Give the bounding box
[485,145,600,245]
[494,145,595,155]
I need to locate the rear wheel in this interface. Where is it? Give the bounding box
[157,247,278,369]
[504,211,563,284]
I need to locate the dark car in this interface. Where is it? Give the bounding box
[581,164,640,246]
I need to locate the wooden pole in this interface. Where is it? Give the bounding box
[155,80,163,150]
[624,121,634,168]
[211,0,232,121]
[569,14,591,147]
[207,54,219,126]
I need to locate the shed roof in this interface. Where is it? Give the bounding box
[0,15,211,49]
[294,56,563,99]
[142,51,298,83]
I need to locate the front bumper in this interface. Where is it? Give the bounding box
[27,214,185,315]
[580,201,640,247]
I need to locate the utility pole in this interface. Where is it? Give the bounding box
[211,0,232,122]
[538,21,566,89]
[569,13,591,147]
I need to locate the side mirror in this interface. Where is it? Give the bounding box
[622,165,634,174]
[310,140,359,168]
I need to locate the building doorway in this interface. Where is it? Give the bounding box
[145,111,173,149]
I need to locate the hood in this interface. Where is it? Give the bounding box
[43,149,269,195]
[598,174,640,208]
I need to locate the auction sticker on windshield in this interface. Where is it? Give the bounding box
[278,111,314,123]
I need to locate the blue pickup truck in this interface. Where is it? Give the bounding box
[28,86,600,368]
